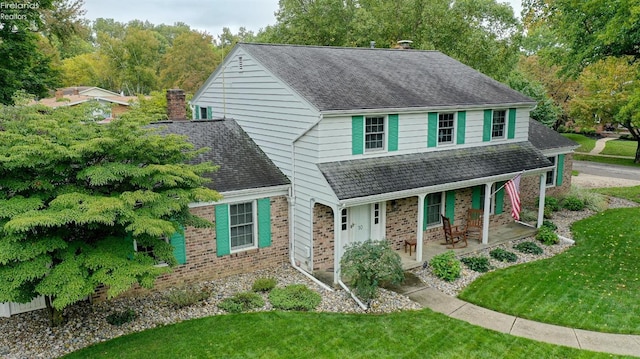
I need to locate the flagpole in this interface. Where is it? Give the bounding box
[490,170,525,197]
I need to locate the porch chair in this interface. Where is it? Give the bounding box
[440,215,468,249]
[466,209,483,243]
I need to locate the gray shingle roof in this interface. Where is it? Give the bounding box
[528,119,579,151]
[318,142,552,200]
[239,43,535,112]
[149,119,289,193]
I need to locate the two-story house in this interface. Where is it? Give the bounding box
[190,43,574,285]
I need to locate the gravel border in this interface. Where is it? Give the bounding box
[1,197,637,359]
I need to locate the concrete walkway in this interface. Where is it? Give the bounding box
[394,277,640,357]
[589,137,617,155]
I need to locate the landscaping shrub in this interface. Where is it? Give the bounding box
[269,284,321,311]
[252,277,277,292]
[567,187,607,212]
[218,292,265,313]
[106,308,137,326]
[562,196,585,211]
[545,197,560,212]
[542,220,557,231]
[460,256,491,273]
[166,286,210,308]
[430,251,461,281]
[519,208,538,223]
[340,239,404,301]
[536,226,559,245]
[489,248,517,262]
[514,241,543,255]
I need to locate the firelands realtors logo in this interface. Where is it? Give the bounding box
[0,1,39,20]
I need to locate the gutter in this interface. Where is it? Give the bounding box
[320,102,537,117]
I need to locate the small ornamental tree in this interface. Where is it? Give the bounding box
[0,100,220,326]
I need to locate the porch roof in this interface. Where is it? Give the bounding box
[318,141,552,200]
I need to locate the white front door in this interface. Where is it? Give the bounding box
[349,204,371,244]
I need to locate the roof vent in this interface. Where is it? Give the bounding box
[370,41,375,49]
[397,40,413,49]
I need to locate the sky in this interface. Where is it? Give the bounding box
[82,0,523,39]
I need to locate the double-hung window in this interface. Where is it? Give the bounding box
[425,193,443,227]
[438,113,455,145]
[492,110,506,139]
[230,202,255,250]
[365,116,385,151]
[546,156,557,187]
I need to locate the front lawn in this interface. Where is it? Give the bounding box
[63,310,621,359]
[574,153,640,167]
[601,139,638,157]
[459,208,640,334]
[593,186,640,204]
[561,133,596,152]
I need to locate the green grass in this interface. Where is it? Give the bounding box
[593,185,640,204]
[562,133,596,152]
[574,153,640,167]
[601,139,637,157]
[62,310,625,359]
[459,208,640,334]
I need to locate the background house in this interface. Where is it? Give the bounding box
[33,86,139,120]
[191,43,575,284]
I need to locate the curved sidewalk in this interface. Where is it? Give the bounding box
[397,282,640,357]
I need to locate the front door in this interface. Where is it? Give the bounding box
[349,204,371,245]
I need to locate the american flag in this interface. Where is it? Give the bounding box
[505,173,522,220]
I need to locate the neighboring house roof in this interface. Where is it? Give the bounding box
[234,43,536,112]
[528,119,579,152]
[318,142,552,200]
[149,119,290,193]
[35,95,137,108]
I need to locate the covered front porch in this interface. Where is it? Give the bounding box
[398,221,538,270]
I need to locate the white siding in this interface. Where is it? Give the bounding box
[1,296,46,317]
[194,48,321,178]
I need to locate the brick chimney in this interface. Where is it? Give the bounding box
[55,89,63,100]
[166,89,187,121]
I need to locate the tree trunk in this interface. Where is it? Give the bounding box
[45,296,65,327]
[635,140,640,164]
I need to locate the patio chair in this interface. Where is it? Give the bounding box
[441,215,468,249]
[466,209,483,242]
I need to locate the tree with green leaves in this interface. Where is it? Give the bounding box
[0,99,220,326]
[160,31,219,93]
[507,70,562,128]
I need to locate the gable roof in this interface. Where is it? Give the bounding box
[528,119,579,152]
[235,43,535,112]
[318,142,551,201]
[149,119,290,193]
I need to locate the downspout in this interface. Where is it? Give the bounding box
[338,279,368,310]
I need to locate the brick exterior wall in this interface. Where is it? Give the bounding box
[312,203,335,271]
[166,89,187,121]
[385,197,418,250]
[94,195,289,301]
[521,153,574,207]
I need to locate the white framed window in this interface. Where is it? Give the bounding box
[199,106,208,120]
[365,116,385,151]
[341,209,348,231]
[492,110,506,139]
[546,156,557,187]
[230,201,256,251]
[134,237,170,266]
[426,192,443,227]
[373,203,380,225]
[438,113,455,145]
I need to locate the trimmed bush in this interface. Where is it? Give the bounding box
[489,248,517,262]
[430,251,461,282]
[269,284,321,311]
[562,196,585,211]
[537,226,560,245]
[106,308,137,326]
[166,286,210,308]
[514,241,543,255]
[545,197,560,212]
[340,240,404,301]
[460,256,491,273]
[218,292,265,313]
[252,277,277,292]
[542,220,557,231]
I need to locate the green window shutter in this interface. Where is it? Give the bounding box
[422,198,429,231]
[194,105,201,120]
[427,112,438,148]
[388,114,399,151]
[472,186,482,209]
[456,111,466,145]
[207,106,212,120]
[125,232,134,260]
[215,204,230,256]
[556,154,565,186]
[170,224,186,265]
[445,191,456,224]
[257,198,271,248]
[352,116,364,155]
[495,182,505,215]
[483,109,492,142]
[507,108,516,139]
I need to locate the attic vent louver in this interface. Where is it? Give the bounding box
[397,40,413,49]
[238,56,243,72]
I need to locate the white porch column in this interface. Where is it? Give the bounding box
[537,174,547,228]
[482,182,492,244]
[416,194,426,263]
[333,205,342,285]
